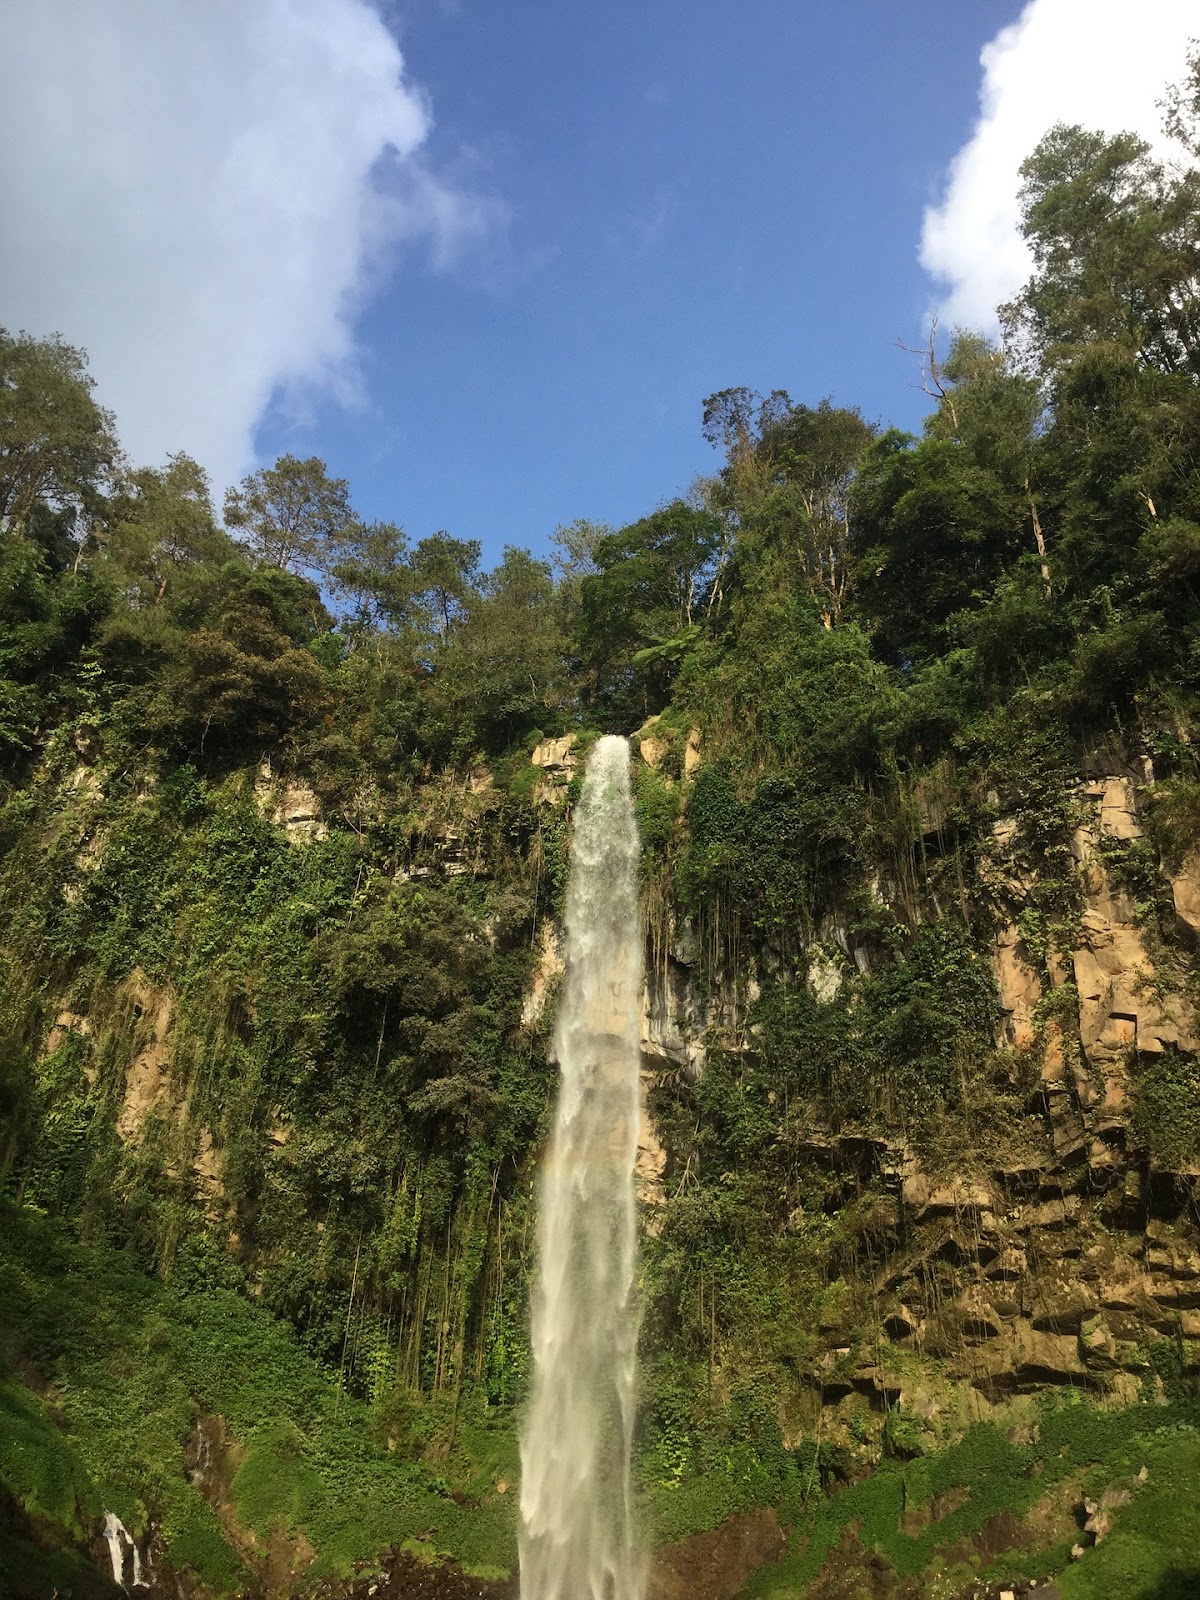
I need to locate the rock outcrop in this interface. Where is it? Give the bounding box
[254,761,328,842]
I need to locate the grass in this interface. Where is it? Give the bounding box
[745,1398,1200,1598]
[0,1203,519,1591]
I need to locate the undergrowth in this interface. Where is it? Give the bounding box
[0,1204,520,1589]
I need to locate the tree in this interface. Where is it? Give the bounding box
[576,501,723,720]
[549,517,609,595]
[754,400,875,626]
[329,520,413,642]
[922,332,1049,587]
[104,453,231,604]
[0,329,119,539]
[1002,121,1200,381]
[223,454,355,574]
[1162,42,1200,158]
[853,430,1024,666]
[434,547,567,750]
[407,532,481,643]
[701,387,790,461]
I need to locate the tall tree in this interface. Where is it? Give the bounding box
[576,501,723,720]
[754,399,875,626]
[408,532,481,643]
[223,454,355,574]
[1002,121,1200,381]
[923,332,1049,587]
[0,330,119,539]
[104,453,231,604]
[329,519,413,642]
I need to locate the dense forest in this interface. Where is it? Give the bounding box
[4,54,1200,1600]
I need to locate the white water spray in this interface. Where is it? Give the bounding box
[519,734,645,1600]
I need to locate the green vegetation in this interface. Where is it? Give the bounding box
[2,44,1200,1595]
[749,1402,1200,1599]
[0,1205,518,1584]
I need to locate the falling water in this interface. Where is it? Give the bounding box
[519,734,645,1600]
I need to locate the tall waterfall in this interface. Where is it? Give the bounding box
[519,734,645,1600]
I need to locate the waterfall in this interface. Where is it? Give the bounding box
[101,1511,133,1589]
[519,734,645,1600]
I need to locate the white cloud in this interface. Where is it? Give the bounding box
[921,0,1196,333]
[0,0,488,489]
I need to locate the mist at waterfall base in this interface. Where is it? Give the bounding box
[519,735,646,1600]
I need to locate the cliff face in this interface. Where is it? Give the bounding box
[5,718,1200,1599]
[626,744,1200,1482]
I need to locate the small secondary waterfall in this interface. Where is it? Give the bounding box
[101,1510,145,1590]
[519,734,645,1600]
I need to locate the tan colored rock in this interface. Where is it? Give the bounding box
[1072,905,1196,1059]
[531,734,577,771]
[1040,1022,1068,1084]
[994,924,1042,1048]
[1029,1271,1099,1333]
[254,761,327,842]
[1046,949,1072,986]
[521,922,565,1028]
[42,1010,92,1057]
[1098,777,1142,840]
[1171,851,1200,938]
[807,955,843,1004]
[991,817,1019,854]
[1146,1274,1200,1310]
[1079,1316,1117,1368]
[985,1248,1028,1282]
[193,1129,226,1217]
[1098,1259,1147,1313]
[957,1286,1005,1341]
[68,764,102,796]
[901,1171,993,1218]
[1022,1195,1081,1230]
[116,985,175,1142]
[636,1074,668,1218]
[883,1306,920,1341]
[683,726,702,776]
[973,1324,1091,1394]
[633,719,670,770]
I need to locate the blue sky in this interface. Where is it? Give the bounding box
[255,1,1020,562]
[4,1,1192,571]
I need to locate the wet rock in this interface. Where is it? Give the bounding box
[647,1508,786,1600]
[520,922,564,1028]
